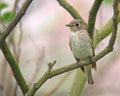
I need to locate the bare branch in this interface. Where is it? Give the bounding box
[0,0,33,46]
[43,72,71,96]
[87,0,103,39]
[57,0,85,22]
[1,42,29,95]
[25,45,113,96]
[57,0,120,48]
[48,61,56,72]
[108,0,119,48]
[25,0,119,96]
[93,3,120,47]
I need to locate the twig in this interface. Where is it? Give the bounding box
[0,58,8,96]
[29,48,45,86]
[43,72,71,96]
[108,0,119,48]
[48,61,56,72]
[57,0,120,48]
[1,41,29,95]
[13,0,19,12]
[16,21,23,62]
[25,45,113,96]
[12,1,23,95]
[57,0,85,23]
[93,0,118,59]
[27,34,46,86]
[0,0,33,95]
[87,0,103,39]
[25,0,119,96]
[6,71,13,96]
[13,21,23,96]
[93,3,120,47]
[0,0,33,46]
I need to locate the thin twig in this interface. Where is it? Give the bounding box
[29,48,45,86]
[27,34,46,86]
[93,3,120,47]
[25,45,113,96]
[0,58,8,96]
[57,0,85,23]
[0,0,33,46]
[13,0,19,12]
[25,0,119,96]
[57,0,120,48]
[17,21,23,62]
[43,72,71,96]
[48,61,56,72]
[0,0,33,95]
[87,0,103,39]
[108,0,119,48]
[1,42,29,95]
[6,71,13,96]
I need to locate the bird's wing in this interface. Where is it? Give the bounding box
[69,37,72,51]
[89,33,97,70]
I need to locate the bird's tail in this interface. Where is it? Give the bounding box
[86,65,94,84]
[92,63,97,70]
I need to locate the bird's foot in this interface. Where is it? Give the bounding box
[88,56,96,70]
[76,60,85,72]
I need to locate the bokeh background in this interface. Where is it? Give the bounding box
[0,0,120,96]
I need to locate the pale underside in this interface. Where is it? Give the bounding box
[69,29,93,60]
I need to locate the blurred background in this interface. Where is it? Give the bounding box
[0,0,120,96]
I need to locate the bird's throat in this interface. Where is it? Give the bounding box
[71,31,78,36]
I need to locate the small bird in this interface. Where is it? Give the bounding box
[66,19,96,84]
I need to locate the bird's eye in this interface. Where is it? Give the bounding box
[75,23,79,27]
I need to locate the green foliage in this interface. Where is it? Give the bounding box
[103,0,113,5]
[0,2,15,23]
[0,2,8,10]
[0,11,15,22]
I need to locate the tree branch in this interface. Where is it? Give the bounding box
[57,0,85,23]
[0,0,33,47]
[0,0,34,94]
[108,0,119,48]
[43,72,71,96]
[57,0,120,47]
[25,45,113,96]
[93,3,120,47]
[25,0,119,95]
[1,41,29,95]
[87,0,103,39]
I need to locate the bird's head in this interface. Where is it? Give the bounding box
[66,19,85,32]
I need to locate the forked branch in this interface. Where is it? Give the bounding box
[25,0,119,96]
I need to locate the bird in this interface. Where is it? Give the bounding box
[66,19,96,84]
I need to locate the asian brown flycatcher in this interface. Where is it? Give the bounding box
[66,19,96,84]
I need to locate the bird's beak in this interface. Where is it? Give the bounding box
[66,24,70,27]
[66,24,72,27]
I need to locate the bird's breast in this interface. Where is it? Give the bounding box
[70,32,93,60]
